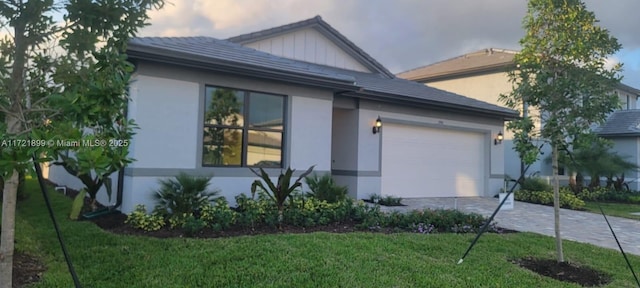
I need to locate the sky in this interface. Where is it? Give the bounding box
[139,0,640,88]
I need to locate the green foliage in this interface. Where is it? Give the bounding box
[500,0,622,167]
[576,187,640,204]
[234,193,277,228]
[199,198,237,231]
[556,137,638,189]
[125,205,165,232]
[69,188,87,220]
[284,195,352,227]
[516,189,585,210]
[153,173,218,216]
[167,213,193,229]
[520,177,552,192]
[368,194,403,206]
[15,178,640,288]
[182,215,206,237]
[500,0,622,262]
[250,165,315,224]
[305,173,348,203]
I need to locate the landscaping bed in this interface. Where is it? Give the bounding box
[13,176,640,287]
[513,257,611,287]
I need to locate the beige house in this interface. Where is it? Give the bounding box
[398,48,640,188]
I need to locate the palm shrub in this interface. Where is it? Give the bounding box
[250,165,315,226]
[305,173,347,203]
[153,172,219,216]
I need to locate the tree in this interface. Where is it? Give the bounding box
[500,0,622,263]
[0,1,163,286]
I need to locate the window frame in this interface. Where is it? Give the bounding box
[202,85,286,168]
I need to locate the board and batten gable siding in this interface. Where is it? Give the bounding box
[616,88,638,110]
[243,27,372,73]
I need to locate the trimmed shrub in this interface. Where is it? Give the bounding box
[200,198,237,231]
[182,215,206,236]
[520,177,552,192]
[125,205,165,232]
[576,187,640,204]
[515,189,585,210]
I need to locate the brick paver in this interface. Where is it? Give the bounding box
[379,197,640,256]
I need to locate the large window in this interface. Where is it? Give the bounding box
[203,86,285,167]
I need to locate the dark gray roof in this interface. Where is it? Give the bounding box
[227,15,395,78]
[597,109,640,137]
[317,65,517,116]
[127,36,518,119]
[128,37,356,85]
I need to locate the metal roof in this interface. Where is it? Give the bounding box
[227,15,395,78]
[597,109,640,137]
[127,37,518,119]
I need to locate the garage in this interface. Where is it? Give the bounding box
[381,123,486,198]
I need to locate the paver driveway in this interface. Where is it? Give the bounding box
[380,197,640,256]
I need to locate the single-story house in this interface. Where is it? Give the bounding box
[397,48,640,186]
[47,16,518,213]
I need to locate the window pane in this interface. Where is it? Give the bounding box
[203,127,243,166]
[249,93,283,129]
[204,87,244,126]
[247,130,282,167]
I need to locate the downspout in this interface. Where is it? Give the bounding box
[112,85,132,211]
[112,168,125,210]
[520,101,528,180]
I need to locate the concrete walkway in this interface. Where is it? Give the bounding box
[379,197,640,256]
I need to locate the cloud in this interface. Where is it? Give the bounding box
[139,0,640,88]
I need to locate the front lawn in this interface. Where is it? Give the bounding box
[12,181,640,287]
[583,201,640,220]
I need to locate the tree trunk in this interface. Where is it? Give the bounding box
[1,13,28,287]
[0,171,19,288]
[552,144,564,262]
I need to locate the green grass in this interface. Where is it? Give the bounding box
[10,180,640,287]
[583,201,640,220]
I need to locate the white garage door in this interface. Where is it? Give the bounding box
[381,123,485,198]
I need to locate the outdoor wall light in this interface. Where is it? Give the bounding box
[494,131,504,145]
[372,116,382,134]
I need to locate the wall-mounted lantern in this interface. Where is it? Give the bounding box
[372,116,382,134]
[494,131,504,145]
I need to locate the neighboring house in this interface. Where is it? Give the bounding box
[47,16,517,213]
[397,48,640,188]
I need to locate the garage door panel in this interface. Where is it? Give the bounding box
[381,124,485,198]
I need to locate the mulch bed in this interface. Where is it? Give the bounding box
[513,257,611,287]
[15,181,519,286]
[13,251,46,288]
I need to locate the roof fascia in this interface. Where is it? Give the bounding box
[339,90,518,120]
[127,48,358,91]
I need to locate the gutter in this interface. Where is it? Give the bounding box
[339,90,519,121]
[126,47,358,91]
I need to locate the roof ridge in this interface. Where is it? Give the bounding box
[225,15,394,78]
[397,48,518,75]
